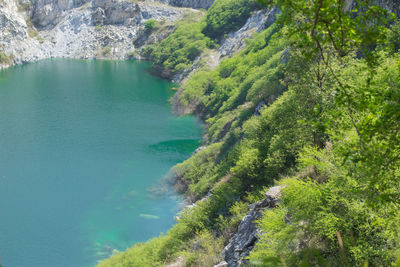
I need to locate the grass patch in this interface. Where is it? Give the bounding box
[0,52,14,65]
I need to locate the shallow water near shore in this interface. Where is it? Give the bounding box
[0,59,202,267]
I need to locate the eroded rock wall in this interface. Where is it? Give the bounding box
[168,0,214,9]
[0,0,188,68]
[31,0,91,28]
[155,0,214,9]
[221,186,282,267]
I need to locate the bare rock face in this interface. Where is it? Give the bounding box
[31,0,91,28]
[92,0,141,26]
[0,1,27,39]
[0,0,187,67]
[168,0,214,9]
[223,186,282,266]
[154,0,214,9]
[92,6,106,25]
[254,101,266,116]
[0,0,48,68]
[213,261,228,267]
[219,7,279,58]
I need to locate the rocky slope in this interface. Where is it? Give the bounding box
[218,7,279,58]
[158,0,214,9]
[216,186,282,267]
[0,0,208,70]
[4,1,359,266]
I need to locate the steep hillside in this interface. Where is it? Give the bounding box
[98,0,400,266]
[0,0,208,69]
[1,0,399,266]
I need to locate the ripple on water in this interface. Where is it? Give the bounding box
[0,59,202,267]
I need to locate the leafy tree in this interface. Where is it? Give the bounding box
[258,0,394,64]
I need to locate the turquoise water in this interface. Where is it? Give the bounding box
[0,60,202,267]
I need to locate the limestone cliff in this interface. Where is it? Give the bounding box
[0,0,196,69]
[166,0,214,9]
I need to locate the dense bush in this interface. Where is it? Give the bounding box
[248,0,400,265]
[202,0,259,39]
[147,14,213,76]
[250,53,400,266]
[144,19,156,33]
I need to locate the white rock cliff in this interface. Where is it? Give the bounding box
[0,0,205,69]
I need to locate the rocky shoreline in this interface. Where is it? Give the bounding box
[1,2,284,265]
[0,0,278,78]
[0,0,198,70]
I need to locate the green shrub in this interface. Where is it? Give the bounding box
[202,0,259,39]
[149,15,213,76]
[102,46,111,56]
[0,52,13,65]
[144,19,156,33]
[249,51,400,266]
[180,231,224,266]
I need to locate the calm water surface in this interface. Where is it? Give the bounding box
[0,59,202,266]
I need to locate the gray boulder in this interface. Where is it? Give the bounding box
[31,0,90,28]
[223,186,282,266]
[93,0,141,26]
[92,7,106,25]
[168,0,214,9]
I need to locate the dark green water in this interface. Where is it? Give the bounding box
[0,60,202,267]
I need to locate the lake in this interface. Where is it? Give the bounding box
[0,59,202,266]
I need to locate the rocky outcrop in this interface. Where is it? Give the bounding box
[168,0,214,9]
[213,261,228,267]
[30,0,91,28]
[222,186,282,267]
[137,2,184,21]
[92,0,141,26]
[254,101,266,116]
[0,0,189,68]
[134,24,175,48]
[0,0,272,74]
[0,0,47,67]
[218,7,279,58]
[155,0,214,10]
